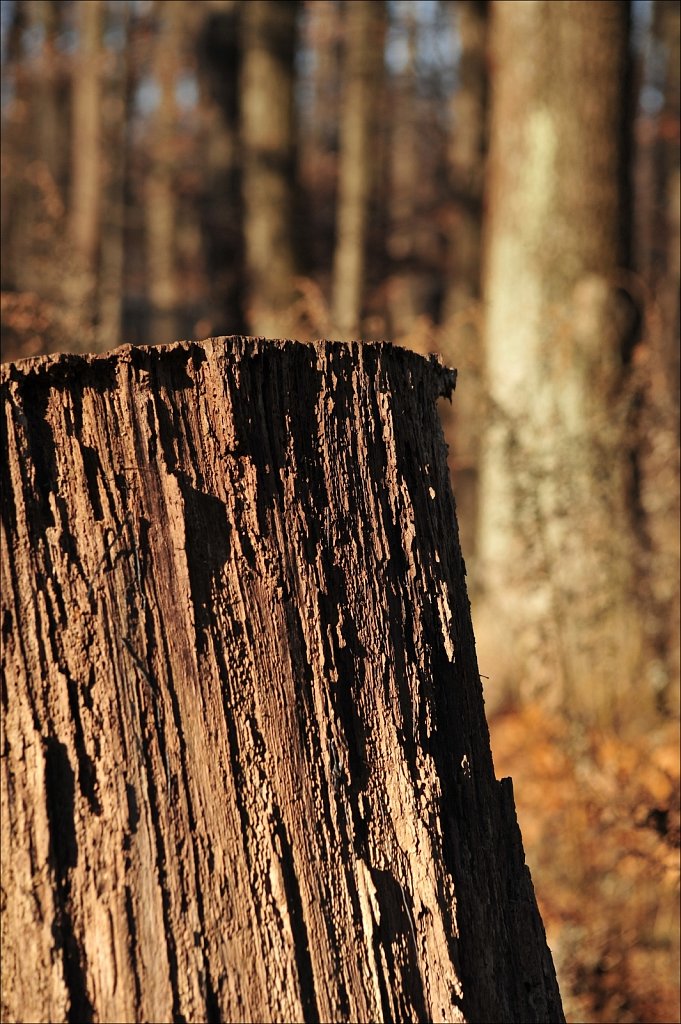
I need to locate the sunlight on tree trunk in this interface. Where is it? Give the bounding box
[1,337,564,1024]
[332,0,386,340]
[240,0,298,337]
[477,0,645,721]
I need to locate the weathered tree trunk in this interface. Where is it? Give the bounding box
[332,1,386,339]
[1,337,564,1024]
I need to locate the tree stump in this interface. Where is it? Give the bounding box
[0,337,564,1024]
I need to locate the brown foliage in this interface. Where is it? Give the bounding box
[490,705,681,1024]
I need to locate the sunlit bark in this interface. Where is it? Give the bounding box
[1,337,564,1024]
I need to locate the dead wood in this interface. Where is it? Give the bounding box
[0,337,564,1023]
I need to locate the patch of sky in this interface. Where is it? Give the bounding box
[21,19,45,60]
[1,0,15,65]
[632,0,667,115]
[104,9,129,53]
[135,74,159,118]
[385,0,459,95]
[631,0,653,54]
[176,72,199,113]
[135,71,199,119]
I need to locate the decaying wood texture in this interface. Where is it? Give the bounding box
[0,337,564,1024]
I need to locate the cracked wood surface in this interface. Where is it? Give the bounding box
[0,337,564,1024]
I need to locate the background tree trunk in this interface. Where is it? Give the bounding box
[0,1,68,301]
[332,0,386,339]
[240,1,299,337]
[642,0,681,391]
[145,0,182,346]
[68,0,103,317]
[1,337,564,1024]
[641,0,681,711]
[477,0,643,719]
[96,0,130,352]
[442,0,488,327]
[196,0,245,336]
[30,0,64,189]
[441,0,489,570]
[386,6,424,338]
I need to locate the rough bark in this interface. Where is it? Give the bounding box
[1,337,564,1024]
[332,1,386,339]
[477,1,643,718]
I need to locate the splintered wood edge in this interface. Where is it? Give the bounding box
[0,335,458,403]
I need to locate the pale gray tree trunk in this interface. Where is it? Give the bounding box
[477,1,644,719]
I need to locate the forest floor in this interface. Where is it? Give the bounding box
[488,705,680,1024]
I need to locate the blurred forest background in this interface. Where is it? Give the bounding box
[1,0,679,1021]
